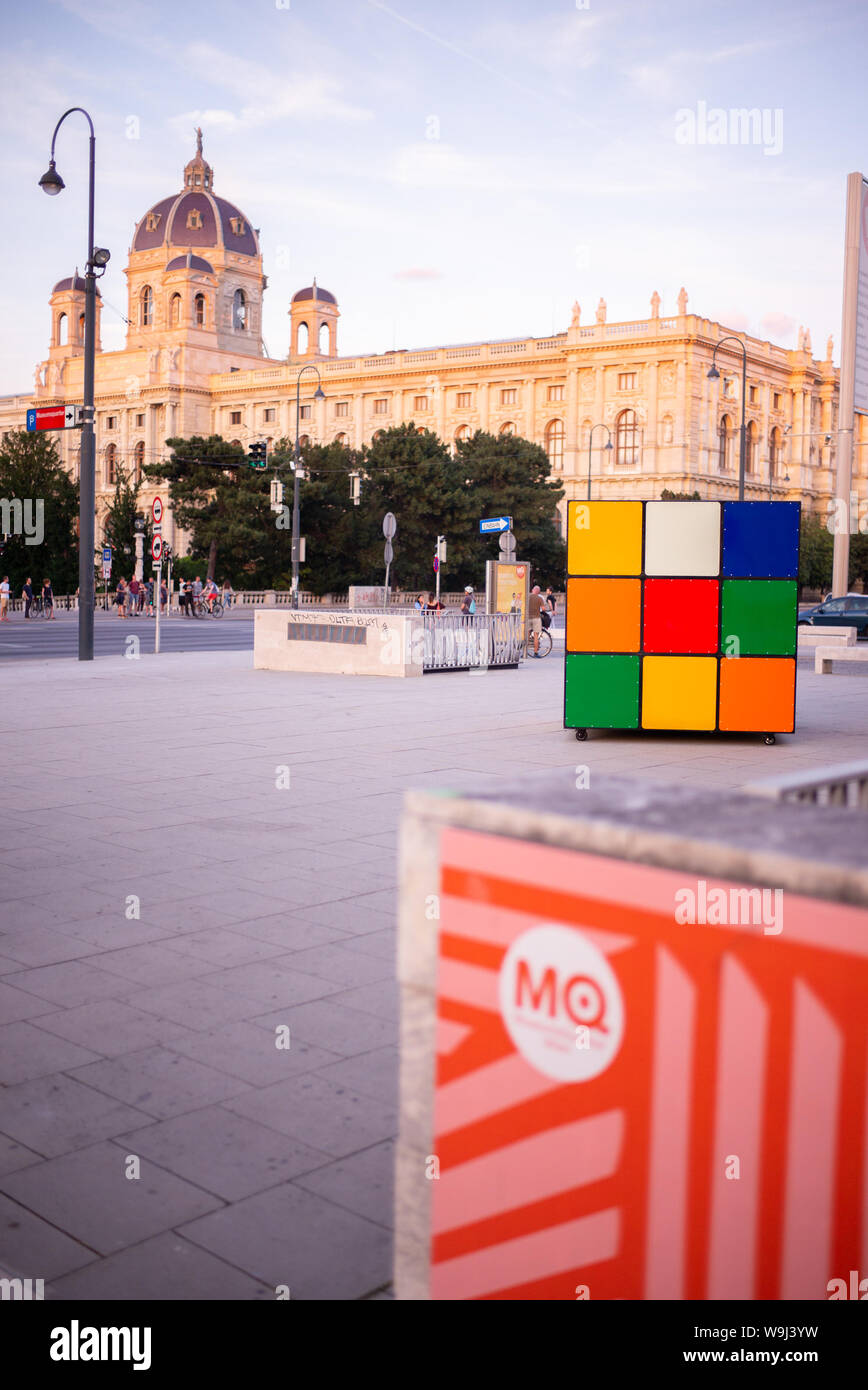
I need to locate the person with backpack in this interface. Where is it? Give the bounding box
[460,586,477,618]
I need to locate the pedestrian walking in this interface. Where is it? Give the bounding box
[460,586,477,617]
[128,577,140,615]
[115,578,127,616]
[0,576,9,621]
[22,577,33,619]
[42,578,55,619]
[221,579,234,609]
[528,584,549,658]
[183,580,195,616]
[160,579,167,614]
[192,575,203,604]
[145,578,154,617]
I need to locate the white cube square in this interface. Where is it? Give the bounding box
[644,501,721,576]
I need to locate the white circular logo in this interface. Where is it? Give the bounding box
[498,925,624,1082]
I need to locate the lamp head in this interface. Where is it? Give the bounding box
[92,247,111,269]
[604,440,613,452]
[39,160,64,196]
[314,385,325,401]
[707,364,720,381]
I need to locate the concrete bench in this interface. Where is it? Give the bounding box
[798,625,856,648]
[815,645,868,673]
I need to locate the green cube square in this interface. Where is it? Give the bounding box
[720,580,797,656]
[565,653,640,729]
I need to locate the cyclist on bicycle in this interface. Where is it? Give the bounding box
[203,577,219,613]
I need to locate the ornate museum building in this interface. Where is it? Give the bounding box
[1,134,863,552]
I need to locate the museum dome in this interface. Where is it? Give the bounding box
[131,132,259,259]
[165,253,214,274]
[291,280,337,305]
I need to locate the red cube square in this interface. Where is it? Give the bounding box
[642,578,719,654]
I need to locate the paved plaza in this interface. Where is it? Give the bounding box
[0,644,866,1299]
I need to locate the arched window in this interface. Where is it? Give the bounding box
[335,432,348,446]
[545,418,565,469]
[230,439,242,448]
[454,424,471,444]
[746,420,757,472]
[105,443,117,486]
[133,441,145,482]
[769,426,782,479]
[499,421,515,437]
[319,322,329,353]
[372,429,384,442]
[170,294,182,327]
[233,289,246,331]
[298,435,310,449]
[57,313,68,346]
[194,294,205,326]
[140,285,154,327]
[615,409,639,466]
[78,312,85,340]
[297,321,309,354]
[718,415,731,471]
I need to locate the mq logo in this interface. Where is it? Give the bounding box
[498,924,624,1082]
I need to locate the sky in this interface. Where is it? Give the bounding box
[1,0,866,391]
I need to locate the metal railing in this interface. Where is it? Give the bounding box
[420,611,523,670]
[743,760,868,809]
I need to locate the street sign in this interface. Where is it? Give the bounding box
[102,546,112,563]
[499,529,517,559]
[152,535,163,562]
[152,497,163,525]
[480,516,512,535]
[433,556,440,573]
[26,404,83,432]
[383,512,397,539]
[102,564,111,580]
[384,539,394,565]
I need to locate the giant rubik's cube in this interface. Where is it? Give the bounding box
[564,500,800,735]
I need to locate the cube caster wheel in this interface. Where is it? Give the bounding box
[763,733,776,746]
[575,728,588,741]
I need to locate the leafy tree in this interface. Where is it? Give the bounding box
[353,424,462,592]
[289,438,367,595]
[0,429,79,593]
[102,463,150,583]
[798,512,833,595]
[660,488,702,500]
[454,431,565,589]
[145,435,286,586]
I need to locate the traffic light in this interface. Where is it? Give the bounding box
[248,441,268,469]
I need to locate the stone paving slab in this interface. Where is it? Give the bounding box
[0,645,865,1298]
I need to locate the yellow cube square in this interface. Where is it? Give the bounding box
[567,500,644,576]
[642,655,718,730]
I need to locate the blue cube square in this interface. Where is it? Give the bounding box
[722,501,800,578]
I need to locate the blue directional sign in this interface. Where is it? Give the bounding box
[102,547,112,563]
[479,516,512,534]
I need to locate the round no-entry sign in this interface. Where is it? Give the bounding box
[152,535,163,561]
[152,497,163,525]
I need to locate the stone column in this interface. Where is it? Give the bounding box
[646,359,658,479]
[565,364,580,477]
[479,381,490,433]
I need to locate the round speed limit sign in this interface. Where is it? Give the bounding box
[152,496,163,525]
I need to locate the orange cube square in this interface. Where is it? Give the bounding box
[718,657,796,733]
[566,578,642,653]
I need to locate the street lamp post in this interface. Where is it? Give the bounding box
[292,364,325,609]
[587,424,613,501]
[39,108,109,662]
[707,336,747,502]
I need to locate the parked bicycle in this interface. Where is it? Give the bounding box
[525,624,553,657]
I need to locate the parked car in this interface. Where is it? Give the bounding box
[798,593,868,637]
